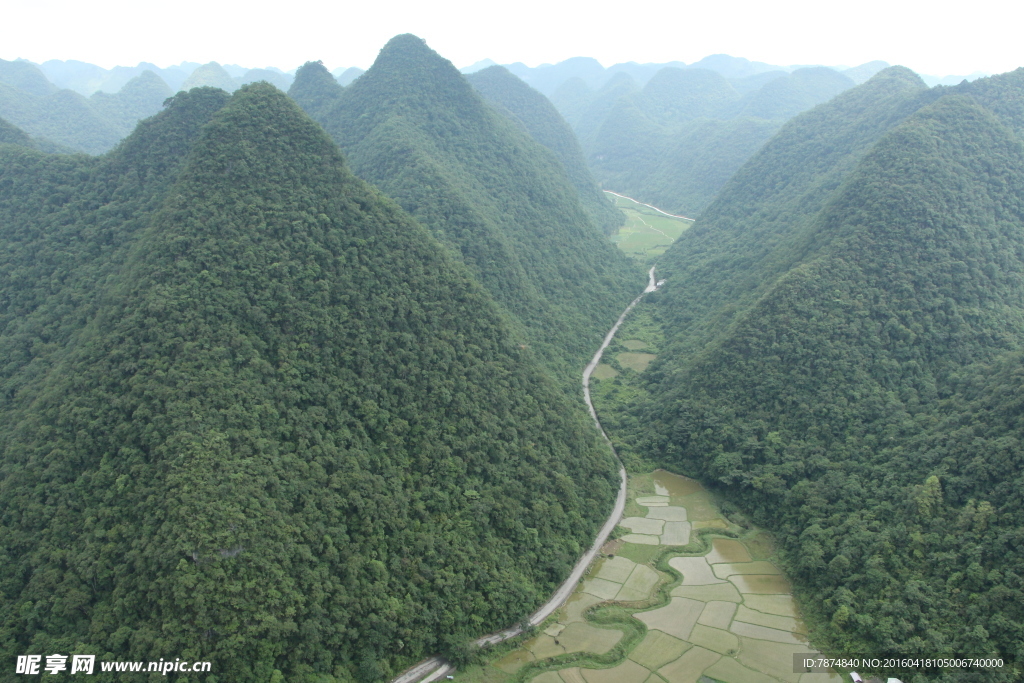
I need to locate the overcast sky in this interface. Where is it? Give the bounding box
[4,0,1021,78]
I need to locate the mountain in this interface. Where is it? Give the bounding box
[240,67,293,91]
[570,66,853,216]
[0,83,619,681]
[290,60,345,120]
[0,79,124,154]
[604,67,1024,670]
[179,61,237,92]
[0,61,174,154]
[561,64,857,217]
[0,115,33,146]
[842,60,890,84]
[289,36,643,385]
[38,60,196,94]
[504,56,608,96]
[736,66,854,119]
[88,70,173,133]
[0,59,57,97]
[0,114,71,153]
[333,66,364,86]
[466,65,623,234]
[460,58,498,74]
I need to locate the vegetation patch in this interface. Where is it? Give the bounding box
[697,601,737,630]
[617,542,667,564]
[668,557,724,586]
[741,594,798,618]
[583,578,625,600]
[736,637,808,681]
[622,533,661,545]
[596,555,638,583]
[677,492,725,522]
[705,539,752,564]
[622,516,666,535]
[635,597,704,640]
[729,620,805,645]
[616,565,662,602]
[621,339,649,350]
[711,561,781,579]
[686,624,739,655]
[607,193,693,263]
[562,593,605,623]
[703,656,775,683]
[556,622,626,655]
[656,645,721,683]
[728,574,793,595]
[580,658,651,683]
[734,605,801,633]
[628,631,691,671]
[617,352,658,372]
[646,506,688,522]
[591,363,619,380]
[495,650,537,674]
[671,583,742,603]
[660,521,692,546]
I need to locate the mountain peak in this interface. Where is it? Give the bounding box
[288,61,343,119]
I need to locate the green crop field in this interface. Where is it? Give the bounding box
[456,470,842,683]
[606,192,693,262]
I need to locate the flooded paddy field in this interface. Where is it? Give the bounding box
[454,471,839,683]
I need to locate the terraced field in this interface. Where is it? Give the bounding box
[456,471,841,683]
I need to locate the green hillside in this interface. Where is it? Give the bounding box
[467,65,623,234]
[0,81,124,154]
[290,36,643,386]
[0,61,172,154]
[0,115,33,146]
[600,69,1024,676]
[89,70,173,133]
[0,83,618,681]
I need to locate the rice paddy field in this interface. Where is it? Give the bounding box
[606,192,693,262]
[453,471,841,683]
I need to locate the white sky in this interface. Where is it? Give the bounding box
[3,0,1021,78]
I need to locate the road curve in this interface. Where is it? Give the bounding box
[390,268,662,683]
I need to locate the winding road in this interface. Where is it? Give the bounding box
[391,267,663,683]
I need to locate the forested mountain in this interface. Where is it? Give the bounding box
[0,59,173,154]
[466,65,623,234]
[0,83,620,681]
[0,116,34,147]
[564,65,855,216]
[0,115,70,153]
[88,70,173,132]
[289,36,643,385]
[607,66,1024,676]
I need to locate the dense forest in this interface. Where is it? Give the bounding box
[288,36,643,386]
[466,65,623,234]
[0,83,622,681]
[598,66,1024,680]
